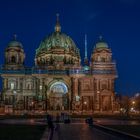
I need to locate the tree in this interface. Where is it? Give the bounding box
[134,95,140,112]
[120,95,130,117]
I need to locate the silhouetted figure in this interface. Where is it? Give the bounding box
[85,117,93,126]
[47,114,54,140]
[61,112,64,121]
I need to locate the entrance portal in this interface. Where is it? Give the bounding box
[49,81,69,110]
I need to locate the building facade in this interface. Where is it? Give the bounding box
[1,15,118,114]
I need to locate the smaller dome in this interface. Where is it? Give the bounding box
[95,36,108,49]
[8,40,23,48]
[96,42,108,49]
[7,34,23,48]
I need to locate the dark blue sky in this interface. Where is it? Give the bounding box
[0,0,140,96]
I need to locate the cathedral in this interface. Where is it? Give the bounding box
[0,15,118,114]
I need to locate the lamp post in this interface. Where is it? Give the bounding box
[131,100,136,113]
[97,91,101,112]
[84,101,87,112]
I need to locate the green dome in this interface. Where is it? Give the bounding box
[95,41,108,49]
[95,36,108,49]
[8,40,23,48]
[36,32,79,56]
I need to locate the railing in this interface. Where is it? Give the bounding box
[0,67,117,75]
[92,69,117,74]
[93,61,116,65]
[0,69,32,74]
[32,69,69,75]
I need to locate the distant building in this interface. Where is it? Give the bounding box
[0,15,118,113]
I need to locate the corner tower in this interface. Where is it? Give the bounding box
[4,35,25,70]
[91,36,117,112]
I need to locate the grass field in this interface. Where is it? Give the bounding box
[0,124,46,140]
[104,125,140,137]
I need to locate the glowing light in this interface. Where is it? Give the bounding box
[13,91,16,94]
[11,83,15,90]
[76,95,80,101]
[131,107,134,110]
[132,101,135,104]
[84,101,87,105]
[120,108,123,111]
[40,85,42,90]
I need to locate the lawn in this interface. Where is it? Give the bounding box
[0,124,46,140]
[104,125,140,137]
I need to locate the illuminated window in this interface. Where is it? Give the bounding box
[76,96,80,101]
[10,83,14,90]
[40,85,42,90]
[50,82,68,94]
[98,56,101,61]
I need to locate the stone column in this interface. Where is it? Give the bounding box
[18,78,20,90]
[111,95,114,113]
[100,95,102,112]
[97,79,99,91]
[109,79,112,90]
[4,78,8,89]
[23,78,26,92]
[71,78,78,110]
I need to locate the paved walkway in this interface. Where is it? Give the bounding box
[0,119,46,125]
[43,123,123,140]
[0,118,140,140]
[94,118,140,125]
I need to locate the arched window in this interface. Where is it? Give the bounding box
[11,56,16,63]
[102,84,107,90]
[27,84,32,90]
[10,83,15,90]
[97,56,101,61]
[101,57,106,62]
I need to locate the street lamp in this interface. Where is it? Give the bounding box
[132,101,135,105]
[83,101,87,112]
[84,101,87,105]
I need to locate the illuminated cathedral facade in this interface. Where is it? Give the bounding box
[1,15,118,114]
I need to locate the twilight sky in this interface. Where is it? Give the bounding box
[0,0,140,96]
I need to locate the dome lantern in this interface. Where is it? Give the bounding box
[55,13,61,32]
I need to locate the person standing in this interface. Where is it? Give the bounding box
[47,114,54,140]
